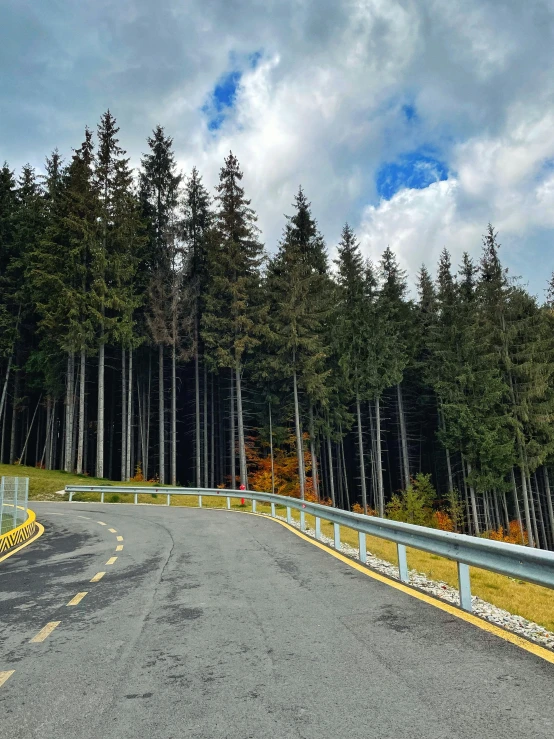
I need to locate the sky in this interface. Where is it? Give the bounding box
[2,0,554,297]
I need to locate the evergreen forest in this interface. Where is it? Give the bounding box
[2,111,554,549]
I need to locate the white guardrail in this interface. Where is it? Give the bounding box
[65,485,554,613]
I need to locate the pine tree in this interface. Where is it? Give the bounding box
[201,152,265,488]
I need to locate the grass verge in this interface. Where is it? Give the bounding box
[2,463,553,632]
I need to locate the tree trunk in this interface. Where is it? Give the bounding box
[145,353,151,481]
[439,409,454,494]
[96,342,105,478]
[326,433,336,506]
[51,400,58,471]
[20,396,41,464]
[210,374,215,488]
[76,350,86,474]
[527,471,541,548]
[121,348,127,481]
[230,367,236,487]
[158,344,165,484]
[292,366,305,499]
[309,405,319,499]
[127,349,133,482]
[375,396,385,517]
[356,395,368,514]
[510,469,525,544]
[203,362,209,488]
[543,467,554,550]
[0,353,13,430]
[235,360,248,488]
[533,472,548,550]
[269,402,275,495]
[340,431,350,511]
[195,336,201,487]
[64,352,75,473]
[465,460,480,535]
[171,344,176,486]
[396,383,410,490]
[518,450,534,547]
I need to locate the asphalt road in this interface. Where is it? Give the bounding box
[1,502,553,739]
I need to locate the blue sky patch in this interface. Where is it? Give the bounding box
[204,69,242,130]
[376,151,448,200]
[402,103,417,122]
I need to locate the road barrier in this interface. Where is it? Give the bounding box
[0,476,35,554]
[65,485,554,613]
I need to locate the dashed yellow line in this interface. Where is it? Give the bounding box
[90,572,105,582]
[67,592,87,606]
[97,521,106,526]
[108,528,117,533]
[30,621,61,643]
[116,536,123,542]
[0,670,14,688]
[116,545,123,552]
[106,556,117,565]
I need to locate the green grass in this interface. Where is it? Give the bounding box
[3,463,554,633]
[1,512,17,534]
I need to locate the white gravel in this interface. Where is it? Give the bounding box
[275,514,554,652]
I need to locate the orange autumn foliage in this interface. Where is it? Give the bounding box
[484,520,528,545]
[432,510,454,531]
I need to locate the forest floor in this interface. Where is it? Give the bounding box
[2,463,553,632]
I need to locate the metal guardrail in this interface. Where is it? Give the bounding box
[65,485,554,613]
[0,477,29,534]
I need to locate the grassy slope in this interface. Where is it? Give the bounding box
[3,464,554,632]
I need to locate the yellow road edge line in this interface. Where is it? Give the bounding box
[90,571,105,582]
[116,544,123,552]
[108,528,117,533]
[116,536,123,542]
[97,521,106,526]
[67,592,88,606]
[106,556,117,565]
[0,522,44,564]
[30,621,61,643]
[225,508,554,666]
[0,670,15,688]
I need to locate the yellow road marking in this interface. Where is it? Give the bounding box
[67,592,87,606]
[106,556,117,565]
[30,621,61,643]
[0,523,44,564]
[97,521,106,526]
[232,509,554,666]
[108,528,117,533]
[77,515,90,519]
[0,670,15,688]
[116,545,123,552]
[90,571,105,582]
[116,536,123,542]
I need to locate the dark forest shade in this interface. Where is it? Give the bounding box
[2,113,554,550]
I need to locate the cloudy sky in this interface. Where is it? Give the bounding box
[2,0,554,296]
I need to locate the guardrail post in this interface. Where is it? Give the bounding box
[227,496,231,510]
[397,543,408,583]
[271,502,275,517]
[166,494,170,506]
[333,522,340,550]
[358,532,367,564]
[286,507,291,524]
[69,491,73,502]
[300,510,306,531]
[134,493,138,505]
[198,495,202,508]
[315,516,321,540]
[458,562,472,612]
[101,492,104,503]
[252,500,257,513]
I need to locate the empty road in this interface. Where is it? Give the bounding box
[1,502,553,738]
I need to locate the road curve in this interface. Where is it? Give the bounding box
[1,502,553,738]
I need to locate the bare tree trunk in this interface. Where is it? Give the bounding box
[195,334,201,487]
[396,383,409,490]
[269,402,275,495]
[65,352,75,473]
[527,471,541,548]
[292,365,305,499]
[203,362,209,488]
[171,344,176,486]
[0,354,12,428]
[518,450,534,546]
[510,469,525,544]
[375,396,385,517]
[145,353,151,481]
[96,340,105,478]
[20,396,41,464]
[235,360,248,488]
[127,349,133,482]
[158,344,165,484]
[533,472,548,550]
[543,467,554,550]
[309,405,319,499]
[356,394,367,514]
[121,348,127,481]
[76,350,86,474]
[439,409,454,493]
[326,433,336,506]
[210,374,215,488]
[230,367,236,487]
[340,431,350,511]
[51,400,58,471]
[465,460,480,535]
